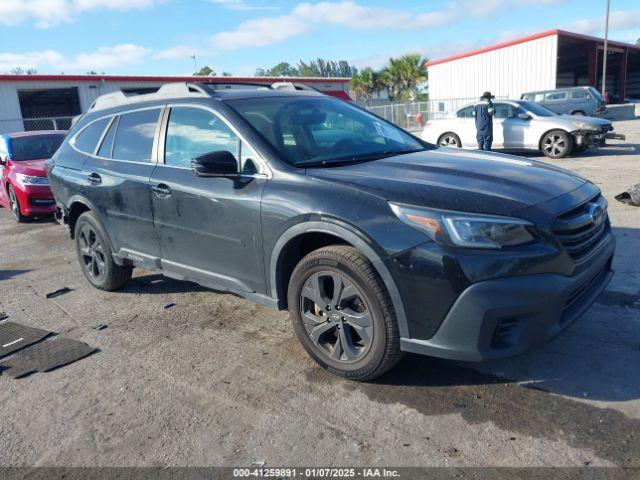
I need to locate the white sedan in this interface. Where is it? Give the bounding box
[422,100,621,159]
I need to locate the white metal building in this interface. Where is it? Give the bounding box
[0,74,352,134]
[426,29,640,112]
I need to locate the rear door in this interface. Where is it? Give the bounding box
[149,104,267,294]
[543,90,569,114]
[82,107,162,265]
[454,106,477,147]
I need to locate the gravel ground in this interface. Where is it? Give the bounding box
[0,120,639,468]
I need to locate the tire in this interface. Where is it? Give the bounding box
[74,211,132,291]
[541,130,574,159]
[7,184,26,223]
[288,245,402,381]
[438,132,462,148]
[571,111,586,116]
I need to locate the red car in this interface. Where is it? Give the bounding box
[0,131,66,222]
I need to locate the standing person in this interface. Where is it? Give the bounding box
[475,91,495,151]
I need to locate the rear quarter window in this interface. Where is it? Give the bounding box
[73,117,110,154]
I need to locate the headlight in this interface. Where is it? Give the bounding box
[390,203,534,249]
[16,173,49,186]
[570,121,600,131]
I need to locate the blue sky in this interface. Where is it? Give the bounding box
[1,0,639,76]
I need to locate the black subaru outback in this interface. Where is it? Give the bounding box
[47,83,615,380]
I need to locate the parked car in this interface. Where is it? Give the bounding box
[422,100,623,159]
[47,83,614,380]
[0,130,66,222]
[521,87,607,116]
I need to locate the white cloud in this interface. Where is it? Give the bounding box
[210,1,455,52]
[208,0,278,11]
[0,0,163,28]
[0,44,149,72]
[569,10,640,36]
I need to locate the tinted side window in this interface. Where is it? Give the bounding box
[457,106,475,118]
[73,117,110,154]
[571,89,586,99]
[545,91,568,101]
[112,109,160,162]
[165,107,239,168]
[494,103,514,119]
[97,117,118,158]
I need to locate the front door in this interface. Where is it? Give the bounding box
[82,108,162,264]
[149,105,267,294]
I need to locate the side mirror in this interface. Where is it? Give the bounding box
[517,113,531,120]
[191,150,238,177]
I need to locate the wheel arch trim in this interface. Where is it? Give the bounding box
[269,220,409,338]
[65,195,118,260]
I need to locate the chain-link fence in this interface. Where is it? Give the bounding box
[0,116,75,135]
[366,97,507,132]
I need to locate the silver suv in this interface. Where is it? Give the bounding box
[521,87,607,116]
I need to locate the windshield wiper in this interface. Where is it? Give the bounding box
[299,149,424,168]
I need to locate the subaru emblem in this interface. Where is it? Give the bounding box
[588,203,605,226]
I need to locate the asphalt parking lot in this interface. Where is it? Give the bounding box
[1,120,639,468]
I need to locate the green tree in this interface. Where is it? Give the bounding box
[194,65,216,76]
[350,67,381,106]
[380,54,428,101]
[637,37,640,46]
[297,59,357,78]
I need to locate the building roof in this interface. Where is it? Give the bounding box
[425,29,640,68]
[0,74,351,84]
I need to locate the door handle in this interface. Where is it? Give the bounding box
[152,183,171,197]
[88,173,102,184]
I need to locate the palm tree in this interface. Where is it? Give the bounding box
[351,67,380,107]
[380,54,428,101]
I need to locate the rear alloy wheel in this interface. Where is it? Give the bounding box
[288,246,402,381]
[7,185,26,223]
[74,211,132,291]
[438,133,461,148]
[541,130,574,159]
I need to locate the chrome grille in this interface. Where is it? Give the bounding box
[552,195,609,263]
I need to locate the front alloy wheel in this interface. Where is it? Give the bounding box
[7,185,25,222]
[300,271,374,363]
[288,245,402,381]
[542,130,574,159]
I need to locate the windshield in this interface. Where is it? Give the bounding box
[227,96,428,166]
[517,101,556,117]
[10,134,65,161]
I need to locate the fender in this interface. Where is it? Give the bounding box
[65,194,121,264]
[269,220,410,338]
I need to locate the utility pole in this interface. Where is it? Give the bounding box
[601,0,611,96]
[191,54,198,75]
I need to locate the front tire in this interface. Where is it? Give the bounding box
[7,185,26,223]
[74,211,132,291]
[541,130,574,159]
[288,246,402,381]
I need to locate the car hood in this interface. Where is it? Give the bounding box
[11,159,48,176]
[557,114,612,126]
[306,148,587,216]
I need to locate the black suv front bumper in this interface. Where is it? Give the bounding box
[399,233,615,361]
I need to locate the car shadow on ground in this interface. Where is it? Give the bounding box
[0,269,31,281]
[507,142,639,158]
[123,273,210,295]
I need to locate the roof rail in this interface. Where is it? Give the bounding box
[89,82,211,113]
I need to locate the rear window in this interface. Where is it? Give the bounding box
[10,134,66,161]
[73,117,110,155]
[112,109,160,162]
